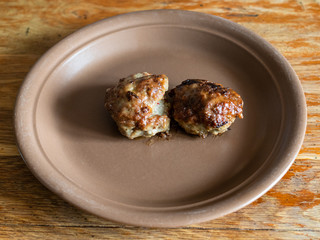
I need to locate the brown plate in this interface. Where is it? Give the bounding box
[15,10,307,227]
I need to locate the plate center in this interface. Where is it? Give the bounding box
[35,26,281,207]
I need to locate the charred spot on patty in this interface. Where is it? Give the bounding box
[126,91,138,101]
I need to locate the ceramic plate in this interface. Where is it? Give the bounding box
[15,10,307,227]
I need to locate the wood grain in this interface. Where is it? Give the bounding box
[1,0,319,239]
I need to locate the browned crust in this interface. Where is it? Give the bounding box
[169,79,243,135]
[104,73,170,138]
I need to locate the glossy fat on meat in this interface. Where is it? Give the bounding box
[105,72,170,139]
[169,79,243,138]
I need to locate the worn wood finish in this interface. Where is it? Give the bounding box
[1,0,319,239]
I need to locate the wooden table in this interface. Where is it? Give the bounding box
[1,0,319,239]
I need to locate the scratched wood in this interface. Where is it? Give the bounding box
[1,0,319,239]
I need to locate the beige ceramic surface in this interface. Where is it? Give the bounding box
[15,10,306,227]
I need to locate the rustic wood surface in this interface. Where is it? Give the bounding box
[1,0,319,239]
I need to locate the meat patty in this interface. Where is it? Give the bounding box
[169,79,243,138]
[105,72,170,139]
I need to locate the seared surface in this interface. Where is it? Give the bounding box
[105,72,170,139]
[170,79,243,137]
